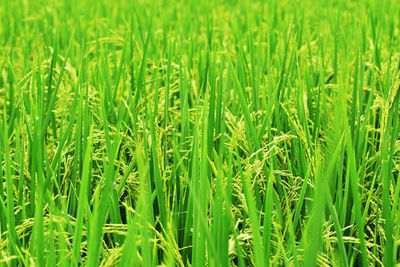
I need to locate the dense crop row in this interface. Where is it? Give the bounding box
[1,0,400,266]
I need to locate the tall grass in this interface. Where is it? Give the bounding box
[1,0,400,265]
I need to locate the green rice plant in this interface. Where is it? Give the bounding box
[1,0,400,266]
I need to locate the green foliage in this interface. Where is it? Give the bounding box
[0,0,400,265]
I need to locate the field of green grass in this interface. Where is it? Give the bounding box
[1,0,400,266]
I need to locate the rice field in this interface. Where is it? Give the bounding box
[1,0,400,266]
